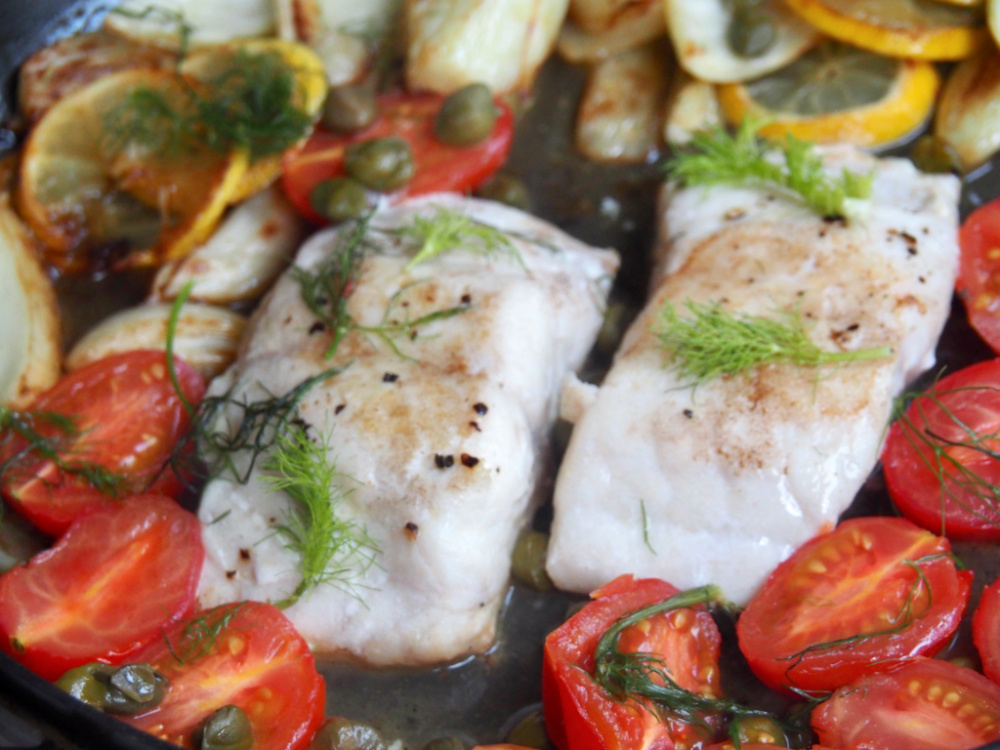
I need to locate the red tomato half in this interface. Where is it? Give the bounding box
[0,350,205,536]
[123,602,325,750]
[737,517,971,695]
[811,657,1000,750]
[959,197,1000,354]
[0,494,202,681]
[882,358,1000,540]
[543,575,723,750]
[281,93,514,224]
[974,573,1000,684]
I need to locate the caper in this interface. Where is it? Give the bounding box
[57,663,118,710]
[504,709,553,750]
[475,173,530,211]
[310,177,370,223]
[344,137,415,192]
[727,3,776,58]
[199,705,254,750]
[322,84,378,133]
[511,528,552,591]
[434,83,497,147]
[730,714,788,747]
[309,717,387,750]
[106,664,167,712]
[419,736,468,750]
[56,662,167,715]
[910,135,961,175]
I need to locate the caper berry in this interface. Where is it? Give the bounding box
[322,84,378,133]
[511,528,552,591]
[200,705,254,750]
[309,717,387,750]
[419,736,468,750]
[344,137,415,192]
[434,83,497,147]
[727,3,776,58]
[730,714,788,747]
[56,662,168,715]
[504,709,553,750]
[310,177,369,223]
[475,173,530,211]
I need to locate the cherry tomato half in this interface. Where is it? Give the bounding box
[811,658,1000,750]
[737,516,971,695]
[0,350,205,536]
[123,602,325,750]
[974,573,1000,685]
[281,92,514,224]
[0,494,202,681]
[542,575,723,750]
[882,358,1000,540]
[959,197,1000,355]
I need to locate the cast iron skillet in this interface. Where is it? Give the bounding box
[3,3,1000,749]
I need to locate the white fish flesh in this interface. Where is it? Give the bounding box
[196,194,618,665]
[547,145,961,605]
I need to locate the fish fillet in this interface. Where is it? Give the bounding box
[196,194,618,665]
[547,145,960,605]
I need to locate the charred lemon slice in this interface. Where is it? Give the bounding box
[783,0,986,59]
[16,67,246,268]
[180,38,326,201]
[718,41,940,147]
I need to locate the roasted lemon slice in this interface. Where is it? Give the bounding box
[16,67,246,268]
[783,0,986,59]
[934,43,1000,171]
[718,41,940,147]
[180,38,326,202]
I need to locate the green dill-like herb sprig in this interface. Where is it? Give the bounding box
[164,602,249,665]
[107,48,315,161]
[395,208,524,271]
[892,383,1000,532]
[593,585,786,738]
[652,299,892,386]
[0,408,129,498]
[262,426,379,608]
[666,120,873,219]
[294,216,471,360]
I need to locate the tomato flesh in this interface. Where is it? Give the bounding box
[0,350,206,536]
[974,574,1000,685]
[0,494,202,681]
[882,358,1000,540]
[812,657,1000,750]
[123,602,325,750]
[543,575,723,750]
[737,516,971,695]
[959,197,1000,356]
[281,93,514,224]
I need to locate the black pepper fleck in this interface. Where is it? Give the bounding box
[226,570,237,580]
[383,372,399,383]
[435,454,455,469]
[309,321,326,335]
[683,409,694,419]
[239,548,251,561]
[470,421,481,431]
[461,454,479,468]
[461,294,472,305]
[335,403,346,415]
[473,403,488,415]
[404,522,419,541]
